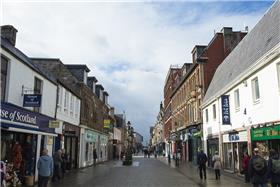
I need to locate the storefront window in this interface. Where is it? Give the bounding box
[1,131,37,185]
[223,143,233,170]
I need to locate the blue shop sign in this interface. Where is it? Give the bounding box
[0,101,55,133]
[229,133,239,141]
[221,95,231,125]
[23,94,42,107]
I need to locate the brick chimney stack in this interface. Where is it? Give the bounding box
[1,25,18,46]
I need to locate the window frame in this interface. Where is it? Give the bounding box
[1,55,9,101]
[251,77,260,104]
[277,63,280,91]
[33,77,42,112]
[212,104,216,120]
[234,89,240,111]
[205,108,209,123]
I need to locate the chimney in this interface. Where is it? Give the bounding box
[1,25,18,46]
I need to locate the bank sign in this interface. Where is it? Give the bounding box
[23,94,41,107]
[221,95,231,125]
[0,102,55,133]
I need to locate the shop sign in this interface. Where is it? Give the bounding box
[223,131,248,143]
[251,124,280,141]
[85,130,98,142]
[103,119,110,129]
[49,120,60,128]
[229,133,239,141]
[23,94,41,107]
[221,95,231,125]
[0,102,55,133]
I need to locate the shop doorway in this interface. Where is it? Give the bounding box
[64,136,78,169]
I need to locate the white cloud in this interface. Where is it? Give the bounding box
[2,1,270,141]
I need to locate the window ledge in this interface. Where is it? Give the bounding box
[253,99,260,105]
[235,107,240,112]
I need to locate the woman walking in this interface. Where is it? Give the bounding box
[242,152,250,183]
[212,151,222,180]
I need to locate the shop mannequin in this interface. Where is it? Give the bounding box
[12,142,22,170]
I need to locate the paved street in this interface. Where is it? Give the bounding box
[44,156,251,187]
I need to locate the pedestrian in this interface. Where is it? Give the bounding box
[61,149,68,178]
[37,149,53,187]
[268,149,280,187]
[242,152,251,183]
[249,148,268,187]
[93,148,97,167]
[212,151,221,180]
[197,149,207,180]
[52,149,62,182]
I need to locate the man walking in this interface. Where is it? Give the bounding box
[197,149,207,180]
[268,149,280,187]
[249,148,268,187]
[37,149,53,187]
[52,149,62,181]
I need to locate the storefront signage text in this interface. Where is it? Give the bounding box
[23,94,42,107]
[0,108,37,125]
[251,124,280,141]
[221,95,231,125]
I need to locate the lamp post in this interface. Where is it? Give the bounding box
[123,121,133,165]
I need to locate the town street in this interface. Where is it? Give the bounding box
[46,156,250,187]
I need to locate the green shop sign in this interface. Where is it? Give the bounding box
[85,130,98,142]
[251,124,280,141]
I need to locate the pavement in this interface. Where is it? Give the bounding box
[33,156,252,187]
[44,157,198,187]
[157,156,251,187]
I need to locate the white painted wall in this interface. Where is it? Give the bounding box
[2,49,57,118]
[203,50,280,144]
[56,85,80,126]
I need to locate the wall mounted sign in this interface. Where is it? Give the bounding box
[1,101,55,133]
[221,95,231,125]
[49,120,60,128]
[251,124,280,141]
[103,119,110,128]
[23,94,41,107]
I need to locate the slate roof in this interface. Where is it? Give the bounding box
[203,1,280,106]
[1,37,57,84]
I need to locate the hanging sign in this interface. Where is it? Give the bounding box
[49,120,60,128]
[221,95,231,125]
[104,119,110,128]
[23,94,42,107]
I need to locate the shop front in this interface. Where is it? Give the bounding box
[222,130,248,173]
[81,129,98,167]
[251,123,280,160]
[63,123,79,169]
[99,135,108,162]
[206,136,219,167]
[187,126,202,165]
[0,101,56,186]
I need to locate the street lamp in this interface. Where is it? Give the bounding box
[123,121,133,165]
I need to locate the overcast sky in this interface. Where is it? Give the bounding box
[2,0,274,143]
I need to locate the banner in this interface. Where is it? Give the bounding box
[221,95,231,125]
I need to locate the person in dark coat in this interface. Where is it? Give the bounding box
[52,149,62,181]
[93,149,97,167]
[242,152,251,183]
[268,149,280,187]
[197,149,207,180]
[249,148,268,187]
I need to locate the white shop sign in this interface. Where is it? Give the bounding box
[223,131,248,143]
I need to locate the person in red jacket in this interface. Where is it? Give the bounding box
[242,152,250,183]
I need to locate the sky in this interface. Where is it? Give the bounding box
[1,0,274,143]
